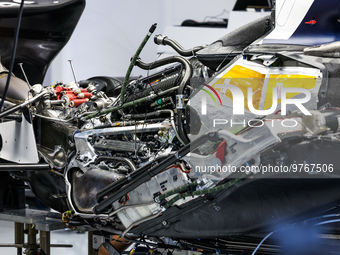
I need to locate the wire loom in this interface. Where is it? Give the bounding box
[161,178,244,209]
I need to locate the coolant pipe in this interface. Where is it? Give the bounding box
[154,34,205,56]
[134,56,192,95]
[120,23,157,103]
[93,131,218,214]
[135,56,193,85]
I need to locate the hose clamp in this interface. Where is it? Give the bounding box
[176,94,185,109]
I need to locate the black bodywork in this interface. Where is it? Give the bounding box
[0,0,85,213]
[0,0,85,84]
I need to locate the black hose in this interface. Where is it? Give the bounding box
[124,110,162,119]
[177,109,189,144]
[125,71,179,102]
[3,114,22,122]
[95,156,137,172]
[0,1,25,112]
[135,57,192,144]
[154,34,205,57]
[135,57,192,92]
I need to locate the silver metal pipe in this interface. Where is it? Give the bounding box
[109,201,155,216]
[0,91,47,119]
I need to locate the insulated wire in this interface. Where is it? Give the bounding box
[315,219,340,226]
[251,232,275,255]
[251,217,340,255]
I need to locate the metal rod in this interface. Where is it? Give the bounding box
[26,224,38,250]
[40,231,50,255]
[0,244,24,248]
[18,63,31,88]
[0,164,50,171]
[50,244,73,248]
[15,222,24,255]
[50,100,65,105]
[88,231,95,255]
[68,60,78,85]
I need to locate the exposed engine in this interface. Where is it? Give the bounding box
[17,36,340,238]
[22,54,201,231]
[4,1,340,253]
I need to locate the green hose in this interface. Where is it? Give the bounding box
[120,23,157,104]
[85,23,157,120]
[157,181,198,201]
[163,178,243,209]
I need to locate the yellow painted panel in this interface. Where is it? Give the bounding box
[213,65,318,111]
[264,74,317,109]
[213,65,265,111]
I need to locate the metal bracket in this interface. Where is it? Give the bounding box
[92,234,106,250]
[276,52,328,98]
[102,242,121,255]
